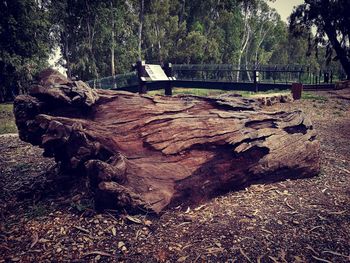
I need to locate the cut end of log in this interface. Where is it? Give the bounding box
[13,69,321,214]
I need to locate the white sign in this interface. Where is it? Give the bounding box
[144,64,169,81]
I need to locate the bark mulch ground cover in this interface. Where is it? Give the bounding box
[0,90,349,262]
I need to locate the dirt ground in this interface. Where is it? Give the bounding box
[0,90,349,262]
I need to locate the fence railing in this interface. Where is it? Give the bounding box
[86,71,138,90]
[86,63,340,94]
[171,64,339,85]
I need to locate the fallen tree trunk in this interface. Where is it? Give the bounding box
[14,69,320,213]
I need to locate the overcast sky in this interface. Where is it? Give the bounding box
[267,0,304,22]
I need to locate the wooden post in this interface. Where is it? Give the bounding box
[136,60,147,94]
[163,63,173,96]
[319,70,322,84]
[324,72,329,83]
[330,71,333,83]
[292,83,303,100]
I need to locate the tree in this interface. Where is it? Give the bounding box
[52,0,105,80]
[176,31,208,63]
[143,0,172,64]
[0,0,52,101]
[51,0,139,80]
[138,0,144,61]
[235,0,255,81]
[215,8,242,64]
[290,0,350,79]
[249,1,279,66]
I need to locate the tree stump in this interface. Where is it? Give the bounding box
[14,69,320,213]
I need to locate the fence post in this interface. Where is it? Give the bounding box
[136,60,147,94]
[163,62,173,96]
[113,75,117,89]
[319,70,322,84]
[292,83,303,100]
[330,71,333,83]
[253,70,259,92]
[324,71,329,83]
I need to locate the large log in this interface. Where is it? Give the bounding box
[14,70,320,213]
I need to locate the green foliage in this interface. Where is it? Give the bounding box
[51,0,139,79]
[1,0,347,95]
[0,0,52,101]
[52,0,315,80]
[290,0,350,79]
[177,31,208,63]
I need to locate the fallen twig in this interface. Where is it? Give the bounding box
[306,244,319,255]
[322,250,350,259]
[309,226,323,232]
[328,210,346,215]
[285,199,295,210]
[73,226,90,234]
[311,255,332,263]
[84,251,114,257]
[29,232,39,249]
[239,247,252,262]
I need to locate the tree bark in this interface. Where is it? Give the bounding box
[236,5,250,82]
[14,70,321,214]
[324,22,350,80]
[110,1,115,78]
[138,0,144,61]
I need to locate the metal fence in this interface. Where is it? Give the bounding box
[86,63,341,93]
[172,64,327,84]
[86,71,138,90]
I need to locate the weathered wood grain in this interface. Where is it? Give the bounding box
[14,70,320,213]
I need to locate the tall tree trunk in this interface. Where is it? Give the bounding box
[245,50,251,81]
[156,25,162,64]
[111,1,115,77]
[254,22,273,67]
[179,0,186,25]
[138,0,144,61]
[85,0,98,80]
[63,33,71,79]
[324,22,350,80]
[236,6,250,82]
[236,51,242,82]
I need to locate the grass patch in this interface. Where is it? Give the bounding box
[237,89,290,97]
[301,92,328,102]
[149,88,290,97]
[149,88,228,97]
[0,103,17,134]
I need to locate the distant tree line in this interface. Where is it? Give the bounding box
[0,0,349,101]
